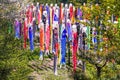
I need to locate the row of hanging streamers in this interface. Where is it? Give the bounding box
[13,2,120,73]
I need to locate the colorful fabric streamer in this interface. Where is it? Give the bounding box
[45,20,50,54]
[67,19,72,41]
[29,25,34,51]
[60,27,67,65]
[14,20,20,39]
[118,17,120,29]
[8,21,12,34]
[53,27,59,75]
[39,21,44,60]
[87,26,91,49]
[72,24,78,72]
[23,18,28,49]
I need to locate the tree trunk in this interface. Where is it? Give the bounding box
[82,61,86,73]
[68,41,70,66]
[96,66,102,78]
[95,59,108,79]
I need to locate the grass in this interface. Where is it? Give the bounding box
[27,48,120,80]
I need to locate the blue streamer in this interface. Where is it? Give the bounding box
[15,20,20,39]
[67,22,72,41]
[29,26,34,51]
[61,29,67,64]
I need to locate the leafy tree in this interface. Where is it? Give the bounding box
[32,0,120,79]
[73,0,120,79]
[0,1,34,79]
[0,18,32,80]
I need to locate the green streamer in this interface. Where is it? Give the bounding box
[8,22,12,34]
[118,17,120,29]
[87,26,91,49]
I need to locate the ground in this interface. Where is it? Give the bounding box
[28,58,74,80]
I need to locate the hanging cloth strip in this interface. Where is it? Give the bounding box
[87,26,91,49]
[29,25,34,51]
[50,4,53,53]
[23,18,28,49]
[67,20,72,41]
[118,17,120,29]
[45,20,50,54]
[8,21,12,34]
[72,32,78,72]
[72,24,78,72]
[53,27,59,75]
[14,20,20,39]
[39,21,44,60]
[60,27,67,65]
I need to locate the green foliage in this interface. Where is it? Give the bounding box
[34,0,61,5]
[0,19,32,80]
[67,0,120,79]
[1,0,120,80]
[31,0,120,79]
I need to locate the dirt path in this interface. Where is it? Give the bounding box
[28,58,74,80]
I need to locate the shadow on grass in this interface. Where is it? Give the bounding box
[27,48,39,61]
[72,72,90,80]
